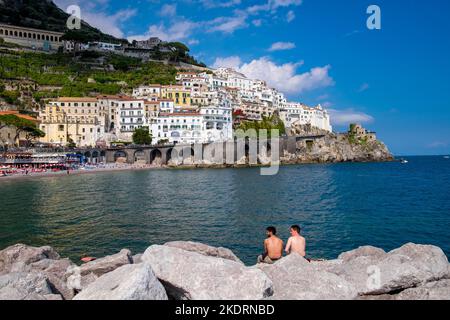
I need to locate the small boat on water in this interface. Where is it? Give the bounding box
[400,159,409,164]
[444,156,450,159]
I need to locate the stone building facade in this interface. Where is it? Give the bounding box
[0,23,64,51]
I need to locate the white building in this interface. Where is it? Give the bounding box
[280,103,332,132]
[150,112,204,145]
[200,106,233,143]
[150,105,233,145]
[132,85,161,99]
[117,97,147,140]
[158,99,175,113]
[88,42,122,51]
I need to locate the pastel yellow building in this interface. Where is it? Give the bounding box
[38,97,106,147]
[161,85,192,108]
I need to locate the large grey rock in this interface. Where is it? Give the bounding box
[0,272,61,300]
[338,246,387,262]
[358,279,450,300]
[67,271,98,293]
[78,249,133,277]
[133,254,143,264]
[394,279,450,300]
[259,254,358,300]
[0,244,60,274]
[327,243,449,295]
[73,263,168,300]
[164,241,243,264]
[30,258,76,300]
[142,245,273,300]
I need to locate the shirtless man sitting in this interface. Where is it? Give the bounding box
[285,225,306,258]
[257,226,283,264]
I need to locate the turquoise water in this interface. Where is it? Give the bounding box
[0,156,449,265]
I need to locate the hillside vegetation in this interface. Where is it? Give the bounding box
[0,50,179,108]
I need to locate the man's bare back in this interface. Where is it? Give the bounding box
[265,236,283,260]
[286,235,306,257]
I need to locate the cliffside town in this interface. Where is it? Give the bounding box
[34,68,332,148]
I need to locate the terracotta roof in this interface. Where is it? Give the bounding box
[56,97,98,103]
[115,96,145,102]
[144,101,159,105]
[96,94,124,99]
[159,112,201,117]
[0,111,39,122]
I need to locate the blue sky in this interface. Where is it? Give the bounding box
[54,0,450,155]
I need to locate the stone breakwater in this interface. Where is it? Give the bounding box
[1,241,448,300]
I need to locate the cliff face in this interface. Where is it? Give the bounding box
[282,124,394,164]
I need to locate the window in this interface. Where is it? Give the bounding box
[58,125,64,131]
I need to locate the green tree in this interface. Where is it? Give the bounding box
[0,114,18,130]
[24,126,45,147]
[0,114,41,146]
[132,128,152,145]
[235,115,286,139]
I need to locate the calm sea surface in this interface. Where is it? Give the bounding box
[0,156,449,265]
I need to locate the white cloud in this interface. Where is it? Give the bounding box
[212,56,243,69]
[206,14,248,34]
[200,0,241,8]
[246,0,302,14]
[129,9,249,43]
[268,41,296,51]
[239,58,333,94]
[286,10,296,22]
[252,19,263,27]
[213,57,333,95]
[128,20,198,42]
[271,0,303,9]
[160,4,177,17]
[54,0,136,39]
[328,109,374,125]
[358,83,370,92]
[188,39,200,46]
[82,8,137,38]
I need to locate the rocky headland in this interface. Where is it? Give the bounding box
[0,241,448,300]
[282,124,394,164]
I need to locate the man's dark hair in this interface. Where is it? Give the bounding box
[266,226,277,235]
[291,225,301,234]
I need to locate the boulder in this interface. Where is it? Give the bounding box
[259,254,357,300]
[73,263,168,300]
[394,279,450,300]
[0,244,60,274]
[0,272,61,300]
[327,243,449,295]
[30,258,76,300]
[78,249,133,277]
[133,254,143,264]
[67,271,98,293]
[164,241,243,264]
[338,246,387,262]
[142,245,273,300]
[357,279,450,300]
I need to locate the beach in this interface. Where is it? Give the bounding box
[0,163,167,181]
